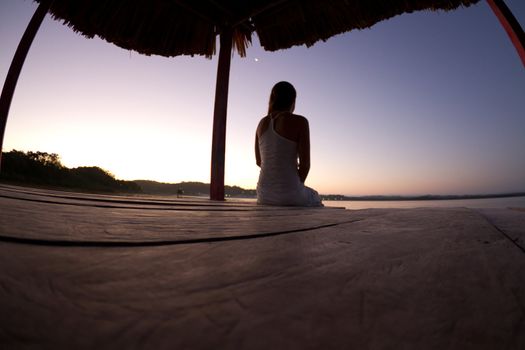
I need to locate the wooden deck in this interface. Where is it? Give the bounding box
[0,184,524,349]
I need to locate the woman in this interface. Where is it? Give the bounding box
[255,81,323,207]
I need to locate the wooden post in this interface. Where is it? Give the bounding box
[0,1,49,170]
[487,0,525,67]
[210,28,233,201]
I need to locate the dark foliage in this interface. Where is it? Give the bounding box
[0,150,141,193]
[135,180,256,197]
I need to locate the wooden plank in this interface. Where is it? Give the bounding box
[478,208,525,252]
[0,184,257,207]
[0,184,343,211]
[0,190,263,211]
[0,184,337,211]
[0,195,354,244]
[0,208,524,348]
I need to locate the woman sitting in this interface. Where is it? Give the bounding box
[255,81,323,207]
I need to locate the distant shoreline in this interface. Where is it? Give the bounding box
[321,192,525,202]
[2,179,524,203]
[2,151,524,202]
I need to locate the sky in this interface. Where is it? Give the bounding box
[1,0,524,196]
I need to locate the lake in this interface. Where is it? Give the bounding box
[323,196,525,210]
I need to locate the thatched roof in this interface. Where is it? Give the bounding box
[33,0,481,58]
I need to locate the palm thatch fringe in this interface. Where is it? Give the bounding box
[33,0,481,57]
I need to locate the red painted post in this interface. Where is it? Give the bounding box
[0,1,49,170]
[487,0,525,67]
[210,28,233,201]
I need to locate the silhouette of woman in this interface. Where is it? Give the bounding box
[255,81,323,206]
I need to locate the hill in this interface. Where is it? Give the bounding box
[0,150,141,193]
[2,150,522,200]
[134,180,256,197]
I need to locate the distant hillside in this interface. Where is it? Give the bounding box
[3,150,522,200]
[135,180,256,197]
[0,150,141,193]
[0,150,255,197]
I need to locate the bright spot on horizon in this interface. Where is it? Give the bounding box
[254,58,259,62]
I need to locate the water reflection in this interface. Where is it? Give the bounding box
[324,196,525,210]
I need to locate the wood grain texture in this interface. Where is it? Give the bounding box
[477,208,525,252]
[0,186,524,349]
[0,189,352,243]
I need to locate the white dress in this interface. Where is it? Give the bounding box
[256,116,323,207]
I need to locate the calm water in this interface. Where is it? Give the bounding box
[323,196,525,210]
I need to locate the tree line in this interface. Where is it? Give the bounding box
[0,150,141,193]
[135,180,256,197]
[0,150,257,197]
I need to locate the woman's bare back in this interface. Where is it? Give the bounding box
[255,112,311,183]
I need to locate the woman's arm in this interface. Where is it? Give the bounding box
[255,133,261,167]
[255,118,265,167]
[297,117,311,183]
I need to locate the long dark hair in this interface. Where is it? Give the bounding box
[268,81,296,114]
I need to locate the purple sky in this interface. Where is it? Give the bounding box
[1,0,524,195]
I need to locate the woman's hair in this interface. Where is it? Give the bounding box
[268,81,296,114]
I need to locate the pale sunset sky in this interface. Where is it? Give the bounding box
[1,0,524,196]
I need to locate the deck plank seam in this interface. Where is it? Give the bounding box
[0,193,277,212]
[0,219,363,248]
[475,210,525,255]
[0,186,257,207]
[0,193,342,212]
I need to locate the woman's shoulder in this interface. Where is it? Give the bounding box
[256,115,270,136]
[291,113,307,120]
[289,113,309,127]
[270,111,308,123]
[257,115,270,127]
